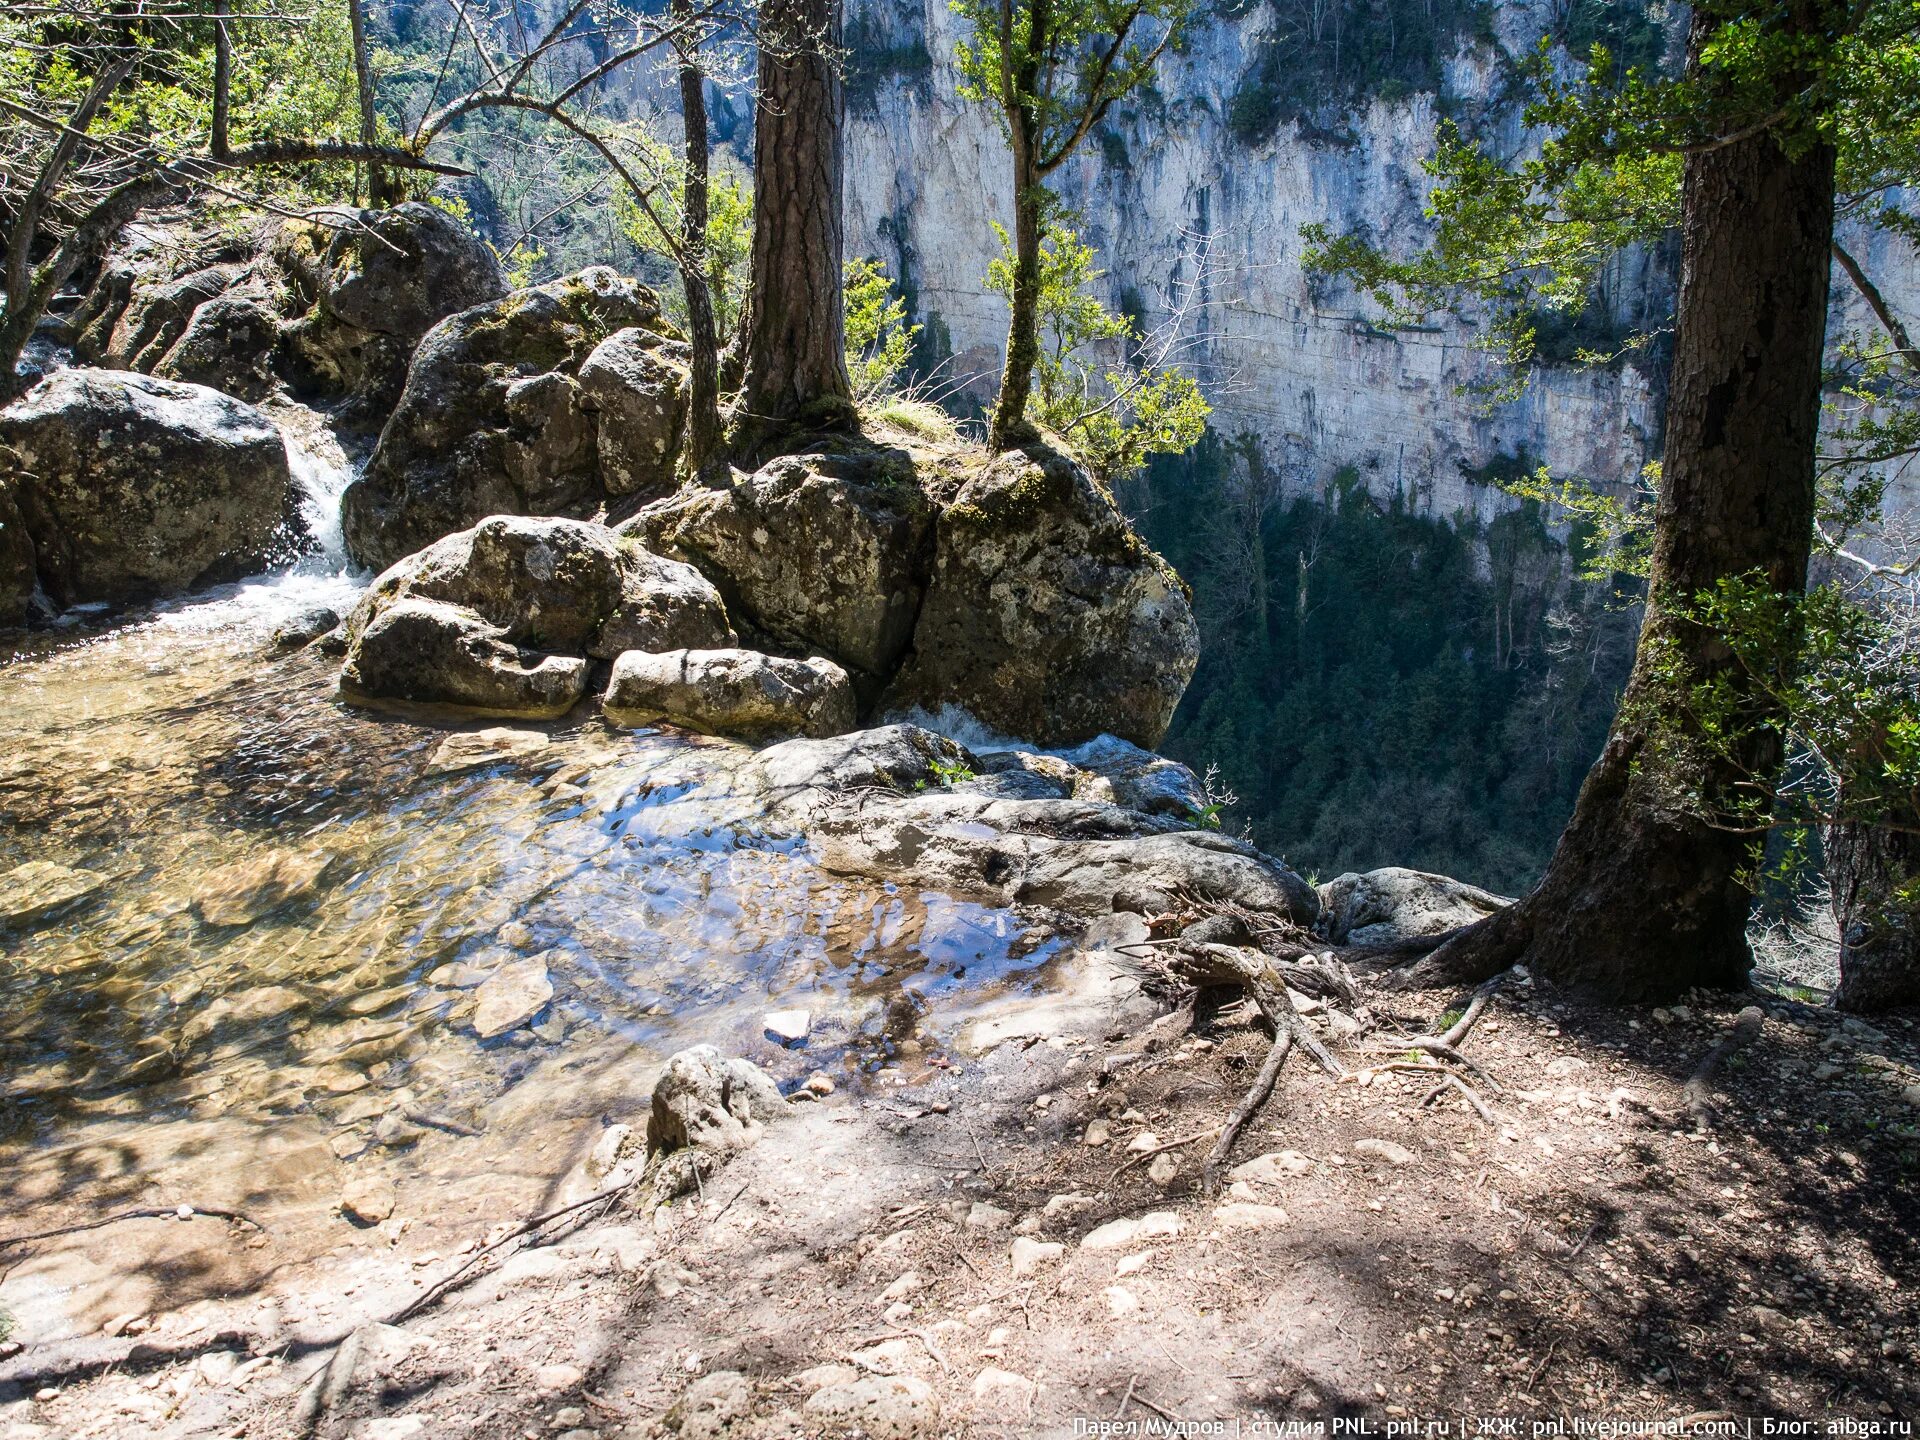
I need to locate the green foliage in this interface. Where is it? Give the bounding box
[844,258,920,401]
[983,223,1209,482]
[1134,440,1636,892]
[1639,576,1920,847]
[1225,0,1494,146]
[614,143,753,337]
[950,0,1193,159]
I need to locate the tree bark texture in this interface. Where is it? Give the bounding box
[673,0,722,475]
[739,0,852,431]
[1829,820,1920,1012]
[988,142,1044,450]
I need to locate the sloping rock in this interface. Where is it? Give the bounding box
[577,327,688,499]
[646,1045,788,1155]
[1317,866,1511,946]
[193,849,330,926]
[270,202,507,345]
[341,268,667,568]
[472,955,555,1038]
[756,722,976,794]
[808,784,1316,926]
[0,369,294,606]
[883,448,1197,747]
[338,515,730,717]
[0,860,105,926]
[1053,733,1208,817]
[603,648,855,739]
[626,449,935,678]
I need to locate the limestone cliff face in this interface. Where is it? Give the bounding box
[842,0,1667,520]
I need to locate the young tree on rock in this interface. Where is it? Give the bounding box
[0,0,462,396]
[952,0,1194,451]
[737,0,855,438]
[1308,0,1919,1000]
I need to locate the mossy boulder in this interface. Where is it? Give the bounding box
[0,368,295,607]
[341,268,671,570]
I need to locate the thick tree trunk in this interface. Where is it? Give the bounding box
[989,143,1044,451]
[211,0,232,160]
[738,0,852,436]
[1829,820,1920,1012]
[1416,54,1836,1001]
[673,1,722,477]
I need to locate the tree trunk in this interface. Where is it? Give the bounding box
[738,0,852,437]
[673,0,722,477]
[1829,820,1920,1012]
[1416,38,1837,1001]
[211,0,232,160]
[348,0,389,206]
[988,140,1044,451]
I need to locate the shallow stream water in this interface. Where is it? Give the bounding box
[0,434,1072,1342]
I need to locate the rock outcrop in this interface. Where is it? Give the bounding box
[767,724,1318,926]
[882,449,1199,747]
[1316,866,1511,946]
[628,441,1198,747]
[338,515,731,717]
[341,268,681,569]
[69,203,505,419]
[0,368,294,607]
[603,648,856,738]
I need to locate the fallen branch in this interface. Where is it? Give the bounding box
[1109,1126,1222,1179]
[0,1204,262,1250]
[1683,1006,1765,1130]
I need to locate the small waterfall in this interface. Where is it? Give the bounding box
[286,435,355,572]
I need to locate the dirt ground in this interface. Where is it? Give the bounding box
[4,962,1918,1440]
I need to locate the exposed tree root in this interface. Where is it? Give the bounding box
[1202,1023,1294,1193]
[0,1204,263,1251]
[1683,1005,1766,1130]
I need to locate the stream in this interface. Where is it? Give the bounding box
[0,422,1072,1344]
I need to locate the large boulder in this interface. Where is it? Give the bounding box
[1317,866,1511,946]
[603,648,856,739]
[338,515,732,717]
[0,369,294,606]
[576,327,688,497]
[70,204,506,420]
[342,269,672,569]
[883,449,1198,748]
[647,1045,788,1156]
[0,483,37,626]
[627,449,935,680]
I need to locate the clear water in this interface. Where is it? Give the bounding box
[0,433,1070,1329]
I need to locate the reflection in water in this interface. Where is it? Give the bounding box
[0,453,1069,1268]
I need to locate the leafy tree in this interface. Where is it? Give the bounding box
[0,0,456,391]
[1302,0,1920,1000]
[843,257,919,401]
[950,0,1195,449]
[982,222,1208,483]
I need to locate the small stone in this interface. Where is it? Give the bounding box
[1043,1193,1092,1218]
[966,1201,1011,1230]
[804,1374,939,1435]
[1213,1202,1290,1229]
[1081,1212,1181,1251]
[1811,1063,1841,1082]
[805,1073,836,1096]
[341,1172,397,1226]
[881,1271,921,1301]
[971,1367,1035,1411]
[472,953,555,1038]
[764,1009,812,1046]
[535,1363,584,1392]
[1010,1238,1064,1277]
[1104,1285,1140,1317]
[1903,1084,1920,1108]
[1125,1132,1161,1154]
[0,861,104,926]
[1083,1119,1111,1147]
[1115,1250,1154,1276]
[1353,1137,1416,1167]
[1032,1093,1054,1111]
[883,1300,913,1324]
[1147,1153,1179,1186]
[427,727,550,775]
